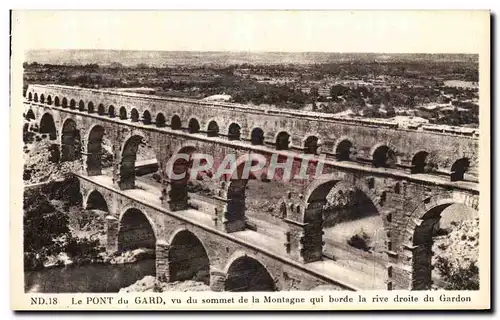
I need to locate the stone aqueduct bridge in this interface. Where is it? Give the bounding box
[24,84,479,291]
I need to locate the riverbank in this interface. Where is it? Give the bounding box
[119,276,211,293]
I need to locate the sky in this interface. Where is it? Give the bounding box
[12,10,489,53]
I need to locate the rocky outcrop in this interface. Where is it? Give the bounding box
[119,276,211,293]
[105,248,156,265]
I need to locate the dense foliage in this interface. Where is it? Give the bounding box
[435,256,480,290]
[23,177,104,271]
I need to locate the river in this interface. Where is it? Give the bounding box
[24,259,155,293]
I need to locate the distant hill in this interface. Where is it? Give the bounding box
[24,50,478,67]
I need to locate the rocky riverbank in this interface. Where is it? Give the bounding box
[119,276,211,293]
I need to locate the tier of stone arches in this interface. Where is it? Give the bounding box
[82,189,278,291]
[26,93,474,180]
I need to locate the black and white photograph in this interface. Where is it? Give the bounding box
[10,10,490,310]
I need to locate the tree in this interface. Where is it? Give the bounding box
[435,256,479,290]
[330,84,348,98]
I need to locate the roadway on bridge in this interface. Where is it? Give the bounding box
[88,171,386,290]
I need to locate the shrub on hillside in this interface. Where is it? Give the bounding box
[435,256,479,290]
[347,230,372,252]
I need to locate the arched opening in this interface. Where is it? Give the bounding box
[118,208,156,252]
[228,123,241,140]
[450,158,470,182]
[275,131,290,150]
[78,100,85,111]
[69,99,76,109]
[87,102,94,114]
[167,146,197,211]
[411,151,430,174]
[130,109,139,122]
[142,110,152,125]
[118,135,145,190]
[62,98,68,108]
[25,109,36,121]
[61,119,82,161]
[155,113,166,127]
[304,136,319,154]
[411,201,478,290]
[54,96,60,106]
[207,121,219,137]
[86,125,105,176]
[188,118,200,134]
[40,94,45,103]
[168,230,210,285]
[225,256,275,292]
[108,105,116,118]
[372,145,397,168]
[250,128,264,145]
[171,115,182,130]
[97,104,105,115]
[34,93,39,102]
[303,178,388,289]
[119,107,127,120]
[85,190,109,213]
[47,95,52,105]
[335,140,353,161]
[28,92,32,101]
[39,113,57,140]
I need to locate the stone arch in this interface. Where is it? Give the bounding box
[223,252,276,292]
[303,135,319,155]
[227,123,241,140]
[87,101,94,113]
[40,94,45,103]
[403,195,478,290]
[166,145,198,211]
[85,125,105,175]
[97,103,105,115]
[130,108,139,122]
[39,112,57,140]
[142,110,152,125]
[118,208,157,252]
[28,92,32,101]
[275,131,291,150]
[300,174,388,266]
[54,96,60,106]
[78,100,85,111]
[108,105,116,118]
[188,118,200,134]
[250,127,265,145]
[155,113,166,127]
[171,115,182,130]
[69,99,76,109]
[119,107,127,120]
[371,144,398,168]
[206,120,220,137]
[34,93,38,102]
[451,158,470,181]
[118,134,146,190]
[85,190,109,212]
[25,109,36,121]
[218,155,266,232]
[411,151,430,174]
[334,138,354,161]
[61,118,82,161]
[62,97,68,108]
[47,95,52,105]
[167,229,210,285]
